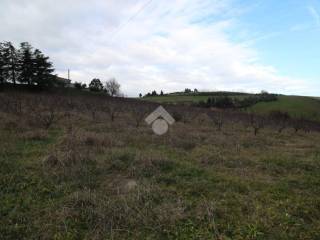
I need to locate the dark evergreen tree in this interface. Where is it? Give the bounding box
[18,42,35,85]
[0,42,7,84]
[33,49,55,87]
[2,42,19,85]
[0,41,58,88]
[184,88,191,94]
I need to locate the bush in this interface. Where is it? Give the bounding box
[89,78,103,92]
[200,93,278,109]
[74,82,86,90]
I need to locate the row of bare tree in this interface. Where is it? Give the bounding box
[0,91,319,135]
[0,91,154,129]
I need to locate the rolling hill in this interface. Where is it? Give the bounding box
[250,95,320,121]
[144,92,320,121]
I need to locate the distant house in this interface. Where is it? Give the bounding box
[55,76,75,88]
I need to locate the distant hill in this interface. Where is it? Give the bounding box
[143,91,320,121]
[249,95,320,121]
[143,91,252,103]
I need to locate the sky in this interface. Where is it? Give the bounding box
[0,0,319,96]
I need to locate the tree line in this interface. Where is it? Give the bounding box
[1,90,317,135]
[85,78,121,96]
[197,91,278,109]
[0,42,56,88]
[144,90,165,97]
[0,41,122,96]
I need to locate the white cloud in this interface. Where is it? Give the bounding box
[0,0,317,96]
[308,5,320,27]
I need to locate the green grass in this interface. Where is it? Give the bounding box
[249,95,320,121]
[1,92,320,239]
[143,95,211,103]
[143,94,250,104]
[144,94,320,121]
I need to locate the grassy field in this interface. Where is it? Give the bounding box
[143,95,211,103]
[249,96,320,121]
[143,94,249,104]
[1,91,320,239]
[144,94,320,121]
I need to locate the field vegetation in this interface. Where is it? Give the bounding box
[1,89,320,239]
[250,95,320,121]
[144,92,320,121]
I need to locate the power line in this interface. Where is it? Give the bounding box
[110,0,153,41]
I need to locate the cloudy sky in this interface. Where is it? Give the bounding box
[1,0,319,96]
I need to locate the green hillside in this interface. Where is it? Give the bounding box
[143,93,249,104]
[144,93,320,121]
[249,96,320,121]
[143,95,211,103]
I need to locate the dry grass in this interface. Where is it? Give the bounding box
[1,91,320,239]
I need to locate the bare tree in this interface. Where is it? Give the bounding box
[207,111,224,131]
[105,78,120,97]
[248,113,265,136]
[104,100,121,122]
[1,92,24,115]
[269,110,290,133]
[130,104,149,127]
[27,95,63,129]
[170,106,198,124]
[84,98,101,121]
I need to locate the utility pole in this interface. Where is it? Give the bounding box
[68,69,70,81]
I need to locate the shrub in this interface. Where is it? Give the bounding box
[89,78,103,92]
